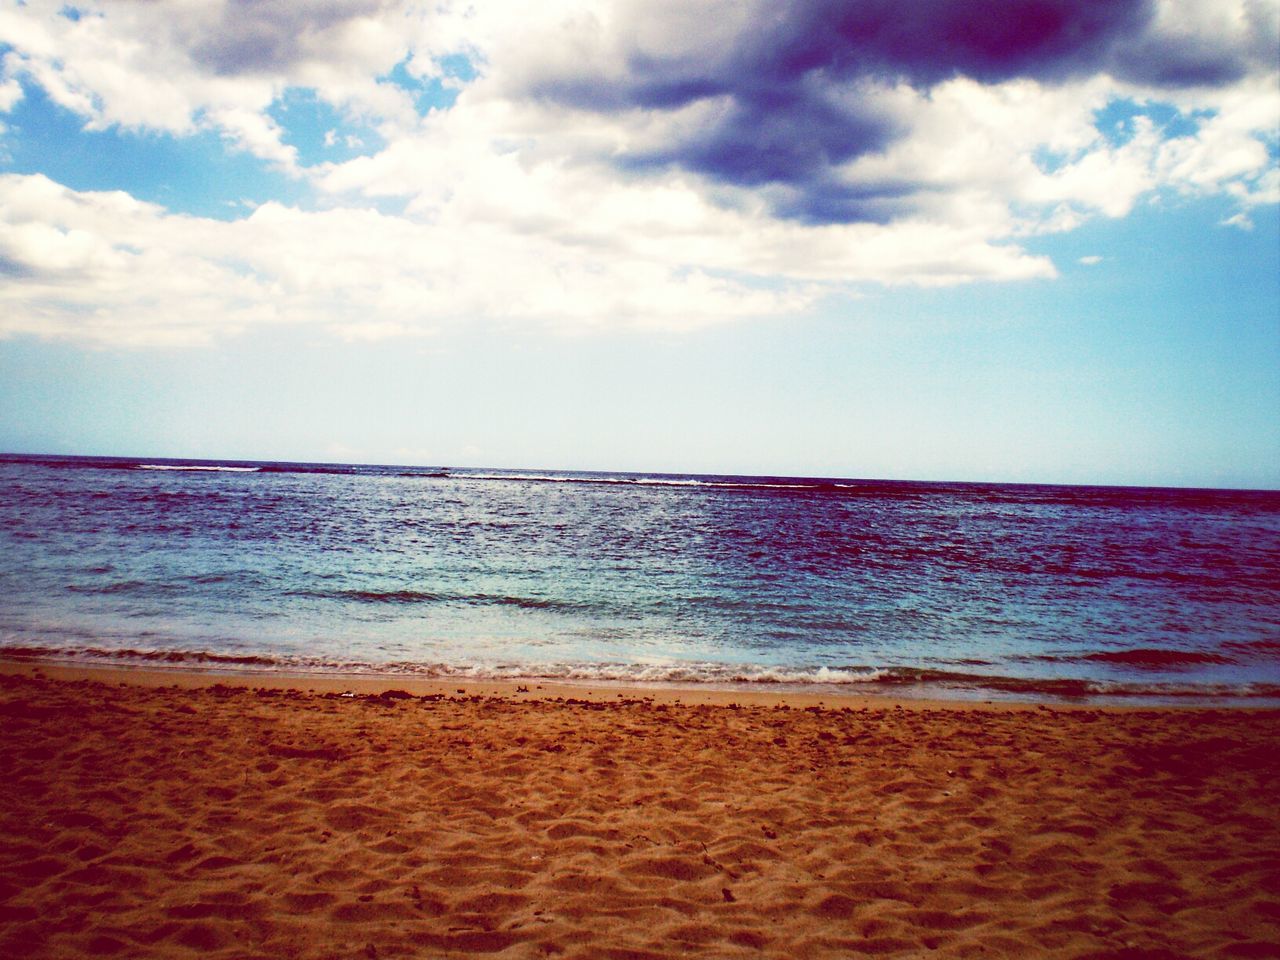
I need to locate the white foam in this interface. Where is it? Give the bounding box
[371,660,891,686]
[462,473,817,491]
[138,464,260,472]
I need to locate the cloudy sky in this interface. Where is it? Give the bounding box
[0,0,1277,486]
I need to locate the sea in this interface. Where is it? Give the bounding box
[2,453,1278,705]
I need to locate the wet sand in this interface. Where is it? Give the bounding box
[1,663,1278,959]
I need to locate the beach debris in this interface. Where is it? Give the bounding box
[722,887,736,902]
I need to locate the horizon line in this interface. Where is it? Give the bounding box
[4,450,1278,495]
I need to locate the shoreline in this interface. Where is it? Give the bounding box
[2,657,1258,712]
[0,659,1010,711]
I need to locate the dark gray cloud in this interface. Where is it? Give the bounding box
[1114,33,1254,88]
[620,83,899,192]
[764,177,922,225]
[751,0,1151,87]
[187,0,389,76]
[524,0,1270,224]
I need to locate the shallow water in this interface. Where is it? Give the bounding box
[2,454,1278,703]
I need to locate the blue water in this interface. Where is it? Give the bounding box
[2,454,1279,703]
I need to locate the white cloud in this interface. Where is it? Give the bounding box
[1146,75,1280,205]
[0,75,22,112]
[0,173,806,345]
[0,167,1057,345]
[0,0,425,170]
[0,0,1276,345]
[1079,255,1104,265]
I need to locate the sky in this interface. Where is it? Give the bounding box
[0,0,1277,488]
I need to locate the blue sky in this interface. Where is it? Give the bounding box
[1,1,1277,487]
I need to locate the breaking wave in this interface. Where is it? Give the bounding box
[137,464,260,473]
[4,644,1278,704]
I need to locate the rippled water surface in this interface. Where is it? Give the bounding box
[2,454,1278,702]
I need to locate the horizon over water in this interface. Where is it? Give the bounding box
[2,452,1279,705]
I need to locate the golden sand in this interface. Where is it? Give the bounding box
[1,664,1277,959]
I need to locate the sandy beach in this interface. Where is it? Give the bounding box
[1,664,1278,959]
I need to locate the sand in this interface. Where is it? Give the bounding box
[1,664,1278,959]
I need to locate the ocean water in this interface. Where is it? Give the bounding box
[2,453,1278,704]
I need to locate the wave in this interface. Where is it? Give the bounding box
[1034,648,1242,668]
[65,573,243,596]
[455,472,833,493]
[0,645,278,667]
[13,456,1278,510]
[66,579,174,596]
[288,587,596,613]
[1081,648,1238,667]
[256,464,360,476]
[4,643,1277,703]
[1221,639,1280,659]
[137,464,260,473]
